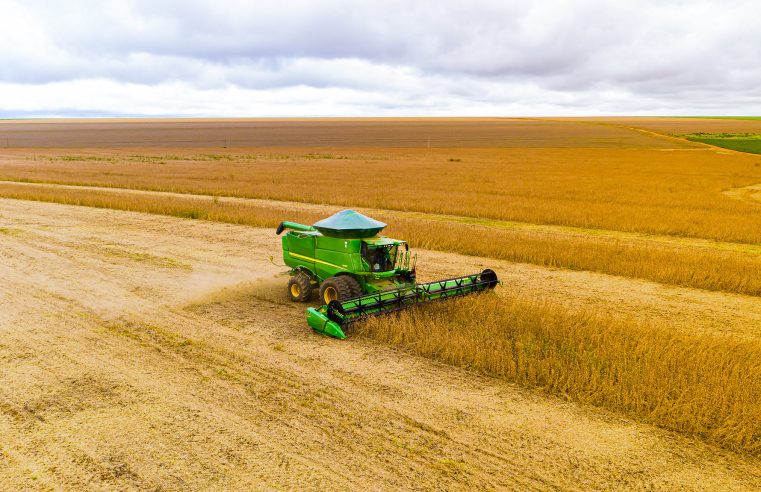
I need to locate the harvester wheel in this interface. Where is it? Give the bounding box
[319,276,355,305]
[480,269,499,289]
[288,272,313,302]
[342,275,362,298]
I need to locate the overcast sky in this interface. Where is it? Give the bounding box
[0,0,758,117]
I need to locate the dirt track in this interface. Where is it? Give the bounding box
[1,198,760,490]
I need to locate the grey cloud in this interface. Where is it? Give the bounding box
[1,0,760,116]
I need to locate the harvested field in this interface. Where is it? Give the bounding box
[0,118,693,148]
[1,118,760,489]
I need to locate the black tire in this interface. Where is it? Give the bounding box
[287,272,312,302]
[480,269,499,289]
[319,276,357,305]
[342,275,363,298]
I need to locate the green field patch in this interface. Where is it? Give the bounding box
[684,133,761,154]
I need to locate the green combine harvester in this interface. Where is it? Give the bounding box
[276,209,498,339]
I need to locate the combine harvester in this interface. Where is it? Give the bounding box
[276,210,498,339]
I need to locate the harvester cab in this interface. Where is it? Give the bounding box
[276,209,497,339]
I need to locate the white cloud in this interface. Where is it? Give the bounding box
[0,0,759,116]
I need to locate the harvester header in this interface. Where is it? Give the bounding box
[277,210,497,338]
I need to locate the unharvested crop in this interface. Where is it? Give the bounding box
[358,293,761,455]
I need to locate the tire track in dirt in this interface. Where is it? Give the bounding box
[1,198,760,490]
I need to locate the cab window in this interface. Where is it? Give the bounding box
[361,243,397,272]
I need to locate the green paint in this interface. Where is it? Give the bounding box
[279,220,410,288]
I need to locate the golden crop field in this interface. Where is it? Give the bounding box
[361,294,761,455]
[1,118,761,488]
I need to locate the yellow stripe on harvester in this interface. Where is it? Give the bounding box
[288,251,345,270]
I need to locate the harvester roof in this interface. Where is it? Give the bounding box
[312,209,386,238]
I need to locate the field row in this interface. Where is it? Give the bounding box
[3,181,761,298]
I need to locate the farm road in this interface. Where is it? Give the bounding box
[1,198,760,490]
